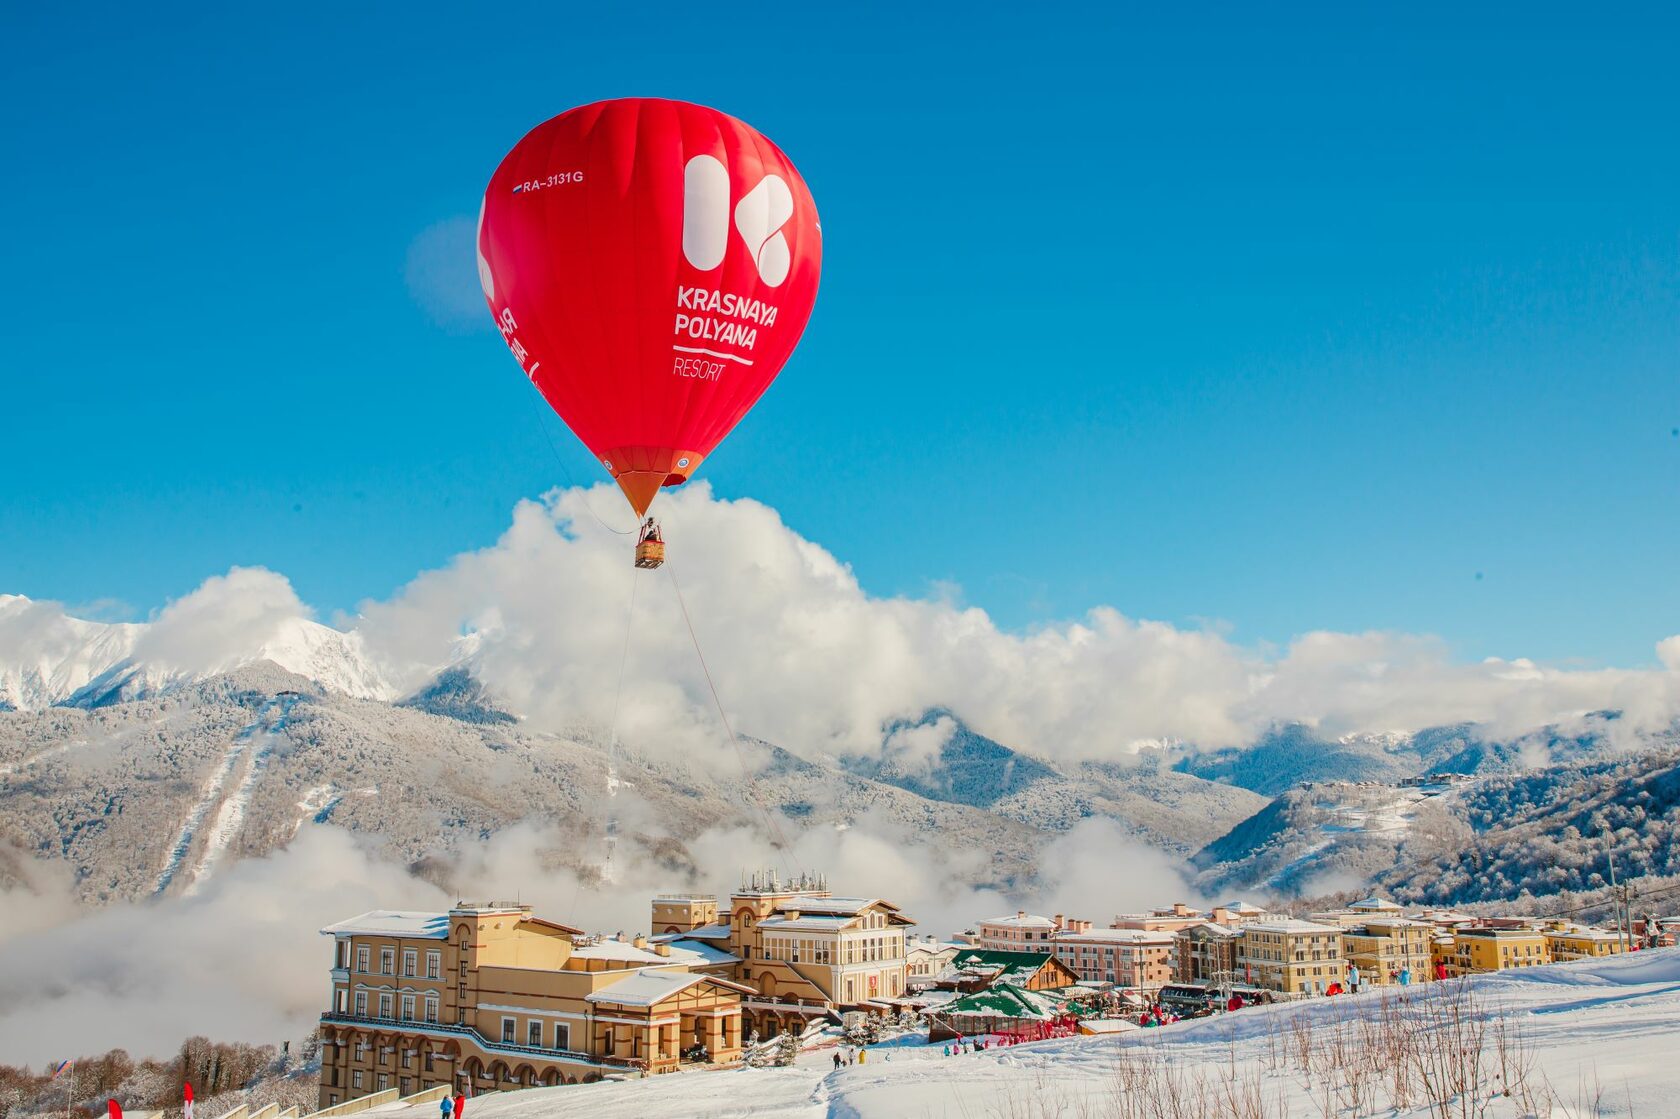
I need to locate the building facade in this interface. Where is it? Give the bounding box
[315,905,748,1109]
[1541,923,1624,962]
[1342,918,1433,986]
[1174,922,1242,986]
[905,936,962,985]
[650,870,915,1038]
[1052,928,1176,989]
[976,911,1060,953]
[1237,920,1347,995]
[1438,926,1547,977]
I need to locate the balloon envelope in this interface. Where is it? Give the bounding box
[478,98,822,515]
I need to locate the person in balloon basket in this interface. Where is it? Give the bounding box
[640,517,662,544]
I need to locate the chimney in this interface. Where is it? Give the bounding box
[633,934,648,950]
[1053,913,1065,930]
[1017,910,1026,920]
[654,942,670,957]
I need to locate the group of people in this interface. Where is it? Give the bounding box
[831,1047,869,1068]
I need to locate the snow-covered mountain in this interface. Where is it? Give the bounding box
[0,595,397,709]
[0,594,144,710]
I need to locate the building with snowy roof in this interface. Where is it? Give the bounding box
[646,869,916,1039]
[315,903,747,1109]
[1237,920,1347,996]
[934,948,1079,993]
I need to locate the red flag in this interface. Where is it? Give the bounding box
[108,1101,123,1119]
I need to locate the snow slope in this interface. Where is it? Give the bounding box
[347,950,1680,1118]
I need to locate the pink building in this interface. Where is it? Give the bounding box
[1052,927,1177,989]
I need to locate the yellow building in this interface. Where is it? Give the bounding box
[651,870,915,1038]
[1542,922,1624,962]
[1438,926,1547,977]
[1237,920,1346,996]
[1342,918,1433,986]
[316,904,748,1109]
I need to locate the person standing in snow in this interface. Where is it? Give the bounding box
[833,1051,842,1070]
[439,1097,453,1119]
[942,1045,950,1057]
[858,1048,867,1065]
[1349,964,1361,994]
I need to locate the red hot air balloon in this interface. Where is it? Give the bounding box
[477,98,822,521]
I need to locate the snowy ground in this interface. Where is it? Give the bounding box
[344,950,1680,1118]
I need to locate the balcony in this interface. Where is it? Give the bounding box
[318,1012,646,1071]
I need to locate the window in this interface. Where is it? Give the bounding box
[355,991,368,1016]
[357,946,370,973]
[380,948,395,975]
[336,989,348,1013]
[401,995,415,1021]
[379,994,393,1019]
[424,1050,434,1072]
[339,940,352,967]
[528,1020,543,1047]
[427,951,441,979]
[352,1071,363,1090]
[502,1018,516,1043]
[458,982,467,1000]
[425,996,439,1024]
[376,1074,389,1092]
[403,950,417,977]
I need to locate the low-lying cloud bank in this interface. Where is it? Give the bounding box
[353,485,1680,762]
[0,816,1190,1064]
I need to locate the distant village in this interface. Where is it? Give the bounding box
[309,869,1679,1114]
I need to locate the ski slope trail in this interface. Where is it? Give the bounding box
[153,694,298,896]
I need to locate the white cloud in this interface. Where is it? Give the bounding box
[0,828,447,1064]
[352,485,1680,766]
[405,215,491,332]
[134,566,309,676]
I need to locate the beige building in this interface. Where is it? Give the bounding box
[650,870,915,1038]
[1311,897,1405,928]
[1438,926,1547,977]
[1342,918,1433,986]
[1542,922,1624,962]
[316,905,749,1109]
[905,936,962,985]
[1237,920,1347,995]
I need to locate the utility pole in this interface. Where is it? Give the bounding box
[1606,834,1629,954]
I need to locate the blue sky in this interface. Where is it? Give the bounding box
[2,3,1676,666]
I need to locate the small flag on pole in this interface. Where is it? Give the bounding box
[184,1083,194,1119]
[51,1060,74,1080]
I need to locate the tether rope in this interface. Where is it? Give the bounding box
[666,554,793,862]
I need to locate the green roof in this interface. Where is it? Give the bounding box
[946,949,1061,986]
[937,983,1061,1021]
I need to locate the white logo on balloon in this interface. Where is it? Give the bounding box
[681,155,793,287]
